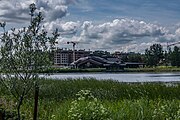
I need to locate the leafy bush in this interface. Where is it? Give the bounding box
[68,90,112,120]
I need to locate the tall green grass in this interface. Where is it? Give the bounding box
[0,78,180,119]
[37,78,180,100]
[19,98,180,120]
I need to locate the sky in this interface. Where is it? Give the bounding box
[0,0,180,53]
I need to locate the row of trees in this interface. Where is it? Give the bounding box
[121,53,145,63]
[120,44,180,67]
[91,44,180,67]
[145,44,180,67]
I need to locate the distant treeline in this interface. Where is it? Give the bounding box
[92,44,180,67]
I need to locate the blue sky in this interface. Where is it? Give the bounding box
[0,0,180,52]
[67,0,180,24]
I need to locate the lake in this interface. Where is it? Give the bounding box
[46,72,180,82]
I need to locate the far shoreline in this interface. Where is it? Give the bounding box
[42,67,180,74]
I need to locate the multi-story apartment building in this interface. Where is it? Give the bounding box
[53,48,91,66]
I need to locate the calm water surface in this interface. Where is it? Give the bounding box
[46,72,180,82]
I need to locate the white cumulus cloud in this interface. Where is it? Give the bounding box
[43,20,80,35]
[56,18,180,52]
[0,0,77,23]
[69,18,173,52]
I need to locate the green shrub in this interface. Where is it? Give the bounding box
[68,90,112,120]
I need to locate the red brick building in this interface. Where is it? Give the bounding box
[53,48,91,66]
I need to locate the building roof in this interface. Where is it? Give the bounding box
[71,56,125,67]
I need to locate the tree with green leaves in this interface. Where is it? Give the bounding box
[124,53,145,63]
[170,46,180,67]
[145,44,164,66]
[0,3,59,119]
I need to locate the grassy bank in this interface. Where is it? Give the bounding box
[0,78,180,119]
[125,66,180,73]
[41,66,180,73]
[42,68,106,73]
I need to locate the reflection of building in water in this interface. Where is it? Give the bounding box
[53,48,91,66]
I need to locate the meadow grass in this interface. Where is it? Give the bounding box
[38,78,180,100]
[0,78,180,119]
[19,98,180,120]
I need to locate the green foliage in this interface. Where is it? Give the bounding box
[122,53,145,63]
[92,50,111,57]
[152,100,180,120]
[170,46,180,67]
[15,98,179,120]
[125,66,180,72]
[0,3,58,119]
[37,78,180,101]
[0,109,19,120]
[0,97,18,119]
[106,99,180,120]
[68,90,112,120]
[0,79,180,119]
[1,78,180,101]
[144,44,180,67]
[145,44,164,66]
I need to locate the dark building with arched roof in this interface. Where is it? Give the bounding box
[71,56,126,70]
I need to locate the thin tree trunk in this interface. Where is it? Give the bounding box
[17,96,23,120]
[33,84,39,120]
